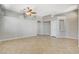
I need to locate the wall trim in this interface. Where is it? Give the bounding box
[0,35,37,42]
[51,35,78,40]
[0,35,78,42]
[65,36,78,40]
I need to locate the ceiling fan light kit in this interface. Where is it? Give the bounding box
[24,7,36,16]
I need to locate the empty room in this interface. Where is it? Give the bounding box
[0,4,79,54]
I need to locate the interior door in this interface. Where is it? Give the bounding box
[37,21,41,35]
[51,20,58,36]
[43,21,50,35]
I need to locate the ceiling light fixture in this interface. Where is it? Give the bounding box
[23,7,36,16]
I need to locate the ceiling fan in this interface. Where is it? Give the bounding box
[24,7,36,16]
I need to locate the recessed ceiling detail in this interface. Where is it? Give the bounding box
[3,4,77,17]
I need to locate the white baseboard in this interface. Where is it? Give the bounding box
[51,35,78,39]
[55,36,66,38]
[65,36,78,40]
[0,35,78,42]
[0,35,37,42]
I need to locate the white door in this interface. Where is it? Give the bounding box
[51,20,58,37]
[37,21,41,35]
[43,21,50,35]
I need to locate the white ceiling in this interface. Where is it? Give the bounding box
[3,4,77,16]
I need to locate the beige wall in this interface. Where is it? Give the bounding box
[65,11,78,39]
[78,9,79,38]
[51,10,78,39]
[78,9,79,47]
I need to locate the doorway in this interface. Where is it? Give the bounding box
[43,21,50,35]
[37,21,51,35]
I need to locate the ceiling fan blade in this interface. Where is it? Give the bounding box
[27,10,32,12]
[31,12,36,14]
